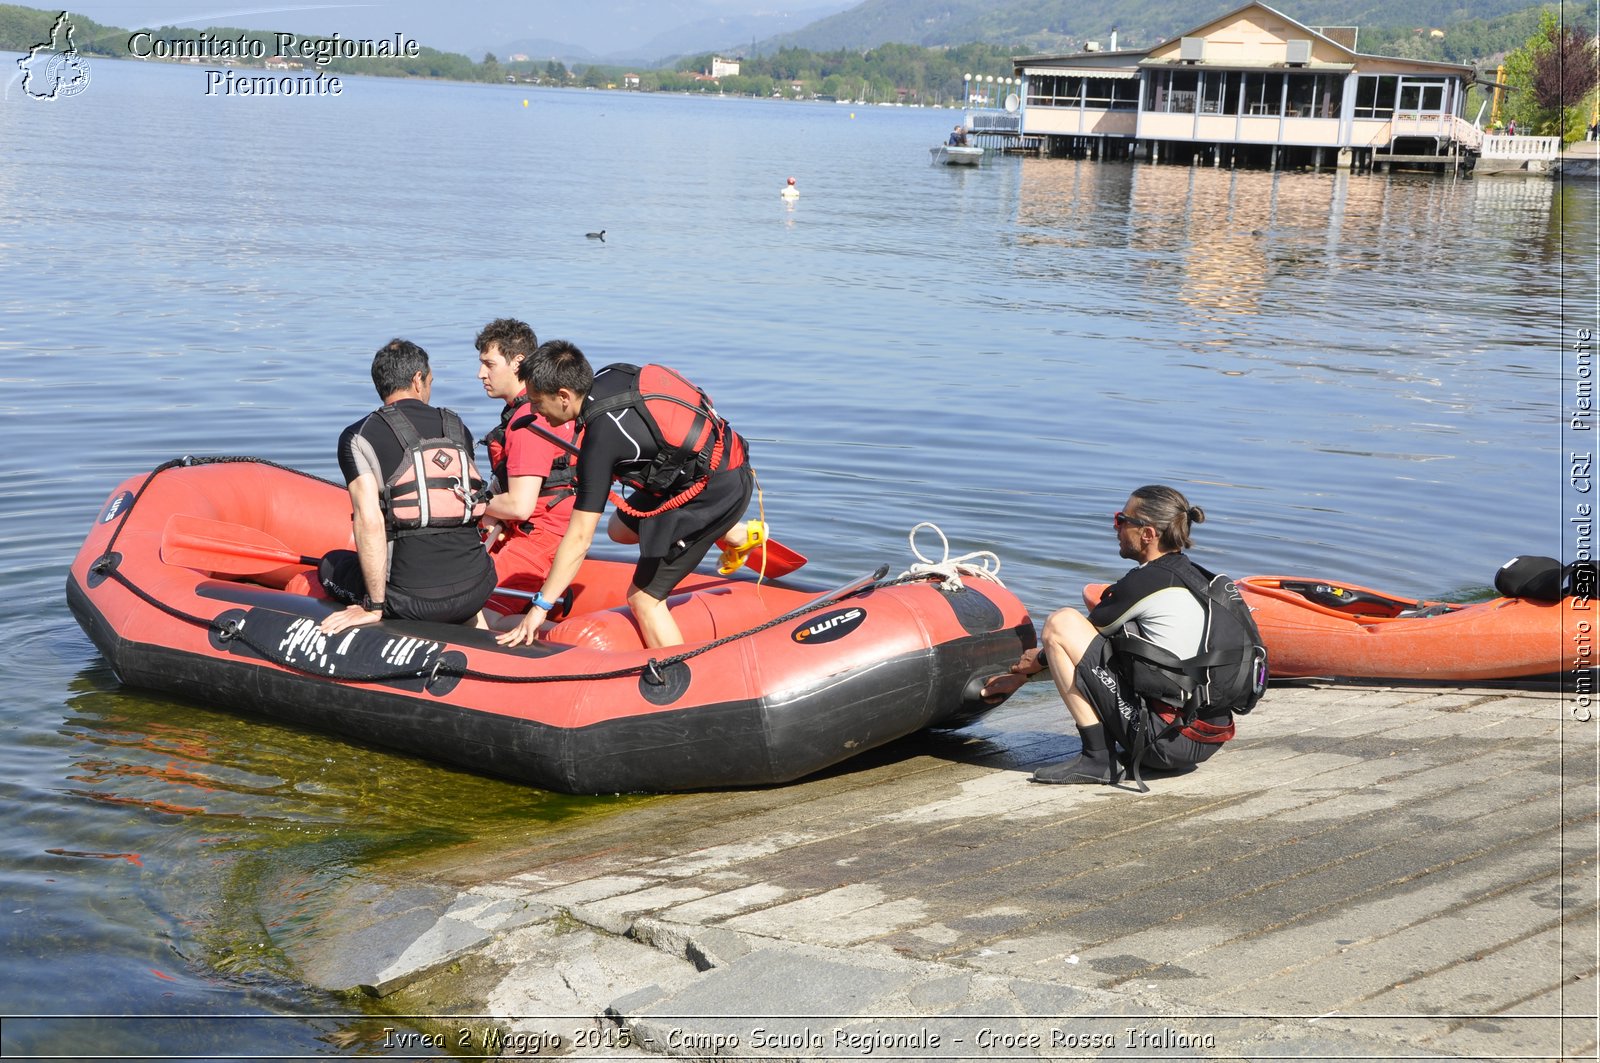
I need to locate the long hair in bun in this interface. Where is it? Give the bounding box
[1130,485,1203,552]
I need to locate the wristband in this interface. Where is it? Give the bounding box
[531,591,555,612]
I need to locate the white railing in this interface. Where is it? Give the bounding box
[1449,115,1483,150]
[967,110,1021,134]
[1388,113,1453,138]
[1388,113,1482,150]
[1480,134,1562,161]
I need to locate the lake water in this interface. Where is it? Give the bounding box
[1,53,1591,1055]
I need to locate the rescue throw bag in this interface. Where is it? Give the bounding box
[1109,559,1269,719]
[580,363,745,499]
[376,406,490,538]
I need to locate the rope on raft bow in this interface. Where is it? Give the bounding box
[897,521,1004,592]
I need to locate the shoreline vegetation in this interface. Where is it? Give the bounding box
[0,4,1012,104]
[1,1,1584,109]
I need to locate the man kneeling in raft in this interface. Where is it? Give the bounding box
[982,485,1265,788]
[495,341,760,650]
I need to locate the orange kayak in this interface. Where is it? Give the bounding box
[1084,576,1570,681]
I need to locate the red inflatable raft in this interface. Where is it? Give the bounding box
[1085,575,1570,682]
[68,458,1034,793]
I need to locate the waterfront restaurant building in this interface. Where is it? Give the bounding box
[1014,2,1479,169]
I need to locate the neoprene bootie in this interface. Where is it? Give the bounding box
[1031,747,1119,785]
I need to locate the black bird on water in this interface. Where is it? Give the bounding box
[586,230,605,241]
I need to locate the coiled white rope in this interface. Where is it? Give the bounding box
[898,521,1004,592]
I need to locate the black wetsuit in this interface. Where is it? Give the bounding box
[1080,552,1234,769]
[574,366,753,599]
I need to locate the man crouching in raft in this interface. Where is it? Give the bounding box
[495,340,759,649]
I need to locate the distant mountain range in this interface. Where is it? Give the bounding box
[748,0,1554,57]
[51,0,860,69]
[43,0,1564,70]
[478,0,858,66]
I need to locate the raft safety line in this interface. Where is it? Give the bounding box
[898,521,1004,591]
[89,456,962,689]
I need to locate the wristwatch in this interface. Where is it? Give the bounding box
[531,591,555,612]
[361,594,385,613]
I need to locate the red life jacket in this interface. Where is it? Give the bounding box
[481,396,576,532]
[579,364,746,511]
[375,405,490,538]
[482,393,529,489]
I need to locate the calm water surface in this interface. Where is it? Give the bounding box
[0,54,1591,1054]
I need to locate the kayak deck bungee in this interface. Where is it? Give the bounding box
[68,457,1035,793]
[1084,574,1569,682]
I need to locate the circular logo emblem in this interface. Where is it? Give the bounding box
[45,52,91,97]
[790,607,866,645]
[98,490,133,524]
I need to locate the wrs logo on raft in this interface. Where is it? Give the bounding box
[791,607,866,644]
[99,491,133,524]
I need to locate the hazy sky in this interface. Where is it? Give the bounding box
[62,1,847,58]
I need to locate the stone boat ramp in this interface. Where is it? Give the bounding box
[278,680,1596,1061]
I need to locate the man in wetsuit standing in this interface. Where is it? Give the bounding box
[983,485,1237,784]
[495,340,757,650]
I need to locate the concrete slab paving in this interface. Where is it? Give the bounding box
[274,680,1596,1060]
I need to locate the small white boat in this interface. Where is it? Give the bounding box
[930,144,983,166]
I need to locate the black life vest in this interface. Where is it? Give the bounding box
[1089,558,1265,793]
[375,405,490,538]
[579,363,746,507]
[1108,558,1269,724]
[481,395,576,526]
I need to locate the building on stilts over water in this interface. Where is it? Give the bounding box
[1014,2,1485,173]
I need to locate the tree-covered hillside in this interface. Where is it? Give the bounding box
[757,0,1588,60]
[0,4,496,81]
[659,41,1016,103]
